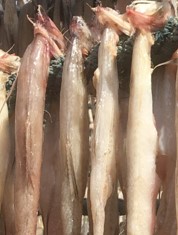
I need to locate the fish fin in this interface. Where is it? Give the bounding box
[66,141,79,200]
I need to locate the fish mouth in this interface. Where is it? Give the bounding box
[70,16,87,37]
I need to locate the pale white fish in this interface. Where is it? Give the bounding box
[0,72,10,209]
[90,27,119,235]
[59,16,91,235]
[126,31,159,235]
[126,3,168,234]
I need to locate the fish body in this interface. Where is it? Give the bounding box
[15,12,64,234]
[15,34,50,235]
[126,31,158,235]
[0,73,10,209]
[89,27,119,235]
[0,50,19,220]
[59,17,90,235]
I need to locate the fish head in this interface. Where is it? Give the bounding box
[126,1,170,31]
[0,50,20,75]
[36,5,66,53]
[70,16,93,55]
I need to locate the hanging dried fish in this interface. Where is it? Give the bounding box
[59,16,92,235]
[89,27,119,235]
[0,50,19,215]
[88,6,136,234]
[126,2,168,234]
[14,8,65,235]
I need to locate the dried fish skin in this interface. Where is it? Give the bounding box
[90,27,119,235]
[59,16,90,235]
